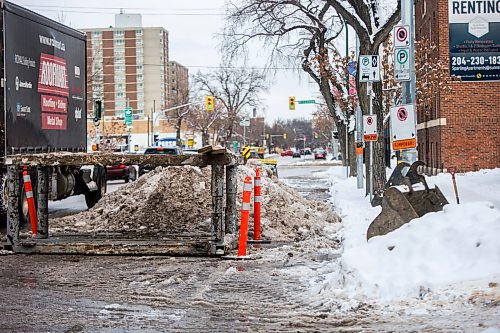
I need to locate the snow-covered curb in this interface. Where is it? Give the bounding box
[328,167,500,301]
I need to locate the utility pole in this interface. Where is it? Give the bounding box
[345,21,350,178]
[401,0,417,164]
[126,98,132,153]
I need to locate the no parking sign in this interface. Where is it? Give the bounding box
[363,115,378,141]
[390,104,416,150]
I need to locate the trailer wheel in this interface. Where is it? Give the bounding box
[85,166,107,209]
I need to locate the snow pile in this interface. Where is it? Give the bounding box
[327,167,500,300]
[51,161,339,241]
[238,161,339,242]
[51,166,213,236]
[342,201,500,298]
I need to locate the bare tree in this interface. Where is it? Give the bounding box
[166,86,192,147]
[325,0,400,194]
[192,65,268,148]
[225,0,400,194]
[185,92,224,146]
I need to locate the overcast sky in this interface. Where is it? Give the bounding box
[11,0,333,124]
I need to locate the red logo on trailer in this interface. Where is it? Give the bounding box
[41,114,67,130]
[38,53,69,97]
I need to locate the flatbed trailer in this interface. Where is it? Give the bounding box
[4,151,242,256]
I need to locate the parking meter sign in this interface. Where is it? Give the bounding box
[394,47,411,81]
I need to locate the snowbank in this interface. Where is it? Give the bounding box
[328,167,500,300]
[51,161,339,242]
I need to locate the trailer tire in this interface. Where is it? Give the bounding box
[85,166,106,209]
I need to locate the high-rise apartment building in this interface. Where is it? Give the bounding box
[168,61,189,107]
[83,13,169,118]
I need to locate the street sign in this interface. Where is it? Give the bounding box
[241,146,251,159]
[390,104,417,150]
[363,115,378,141]
[239,118,250,127]
[347,61,357,76]
[297,99,316,104]
[124,107,133,126]
[394,25,410,48]
[394,47,411,81]
[359,55,380,82]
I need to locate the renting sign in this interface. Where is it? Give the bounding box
[449,0,500,81]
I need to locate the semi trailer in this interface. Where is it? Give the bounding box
[0,1,106,228]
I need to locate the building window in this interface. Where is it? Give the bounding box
[137,82,144,90]
[136,29,143,36]
[114,39,125,46]
[136,73,143,81]
[114,30,124,37]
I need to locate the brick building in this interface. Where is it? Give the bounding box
[83,13,169,118]
[414,0,500,173]
[168,61,189,108]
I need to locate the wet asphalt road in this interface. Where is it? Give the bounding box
[1,158,498,332]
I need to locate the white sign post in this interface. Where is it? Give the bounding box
[240,118,250,146]
[363,115,378,142]
[390,104,417,151]
[359,55,380,82]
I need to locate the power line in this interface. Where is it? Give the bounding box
[25,8,224,16]
[22,4,223,11]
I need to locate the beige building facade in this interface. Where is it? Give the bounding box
[83,14,169,119]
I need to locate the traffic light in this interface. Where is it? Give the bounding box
[94,100,102,121]
[283,133,287,139]
[205,96,214,111]
[289,96,296,110]
[153,134,159,143]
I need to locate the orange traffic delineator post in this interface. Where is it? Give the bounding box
[237,176,253,257]
[248,167,271,245]
[22,167,38,236]
[253,167,262,241]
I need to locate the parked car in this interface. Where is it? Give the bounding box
[314,149,327,160]
[139,146,182,176]
[304,148,312,155]
[280,149,293,157]
[292,151,301,158]
[106,164,137,183]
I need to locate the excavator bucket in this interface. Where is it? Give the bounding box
[367,161,449,240]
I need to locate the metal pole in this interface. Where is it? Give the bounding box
[6,166,20,247]
[37,166,49,239]
[345,22,350,178]
[356,105,363,189]
[211,165,225,254]
[345,121,349,177]
[243,125,246,146]
[401,0,417,164]
[368,82,373,202]
[303,136,306,161]
[225,165,237,236]
[152,100,155,146]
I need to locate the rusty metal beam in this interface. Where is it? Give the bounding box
[36,166,49,239]
[6,166,20,247]
[211,165,225,254]
[4,152,241,168]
